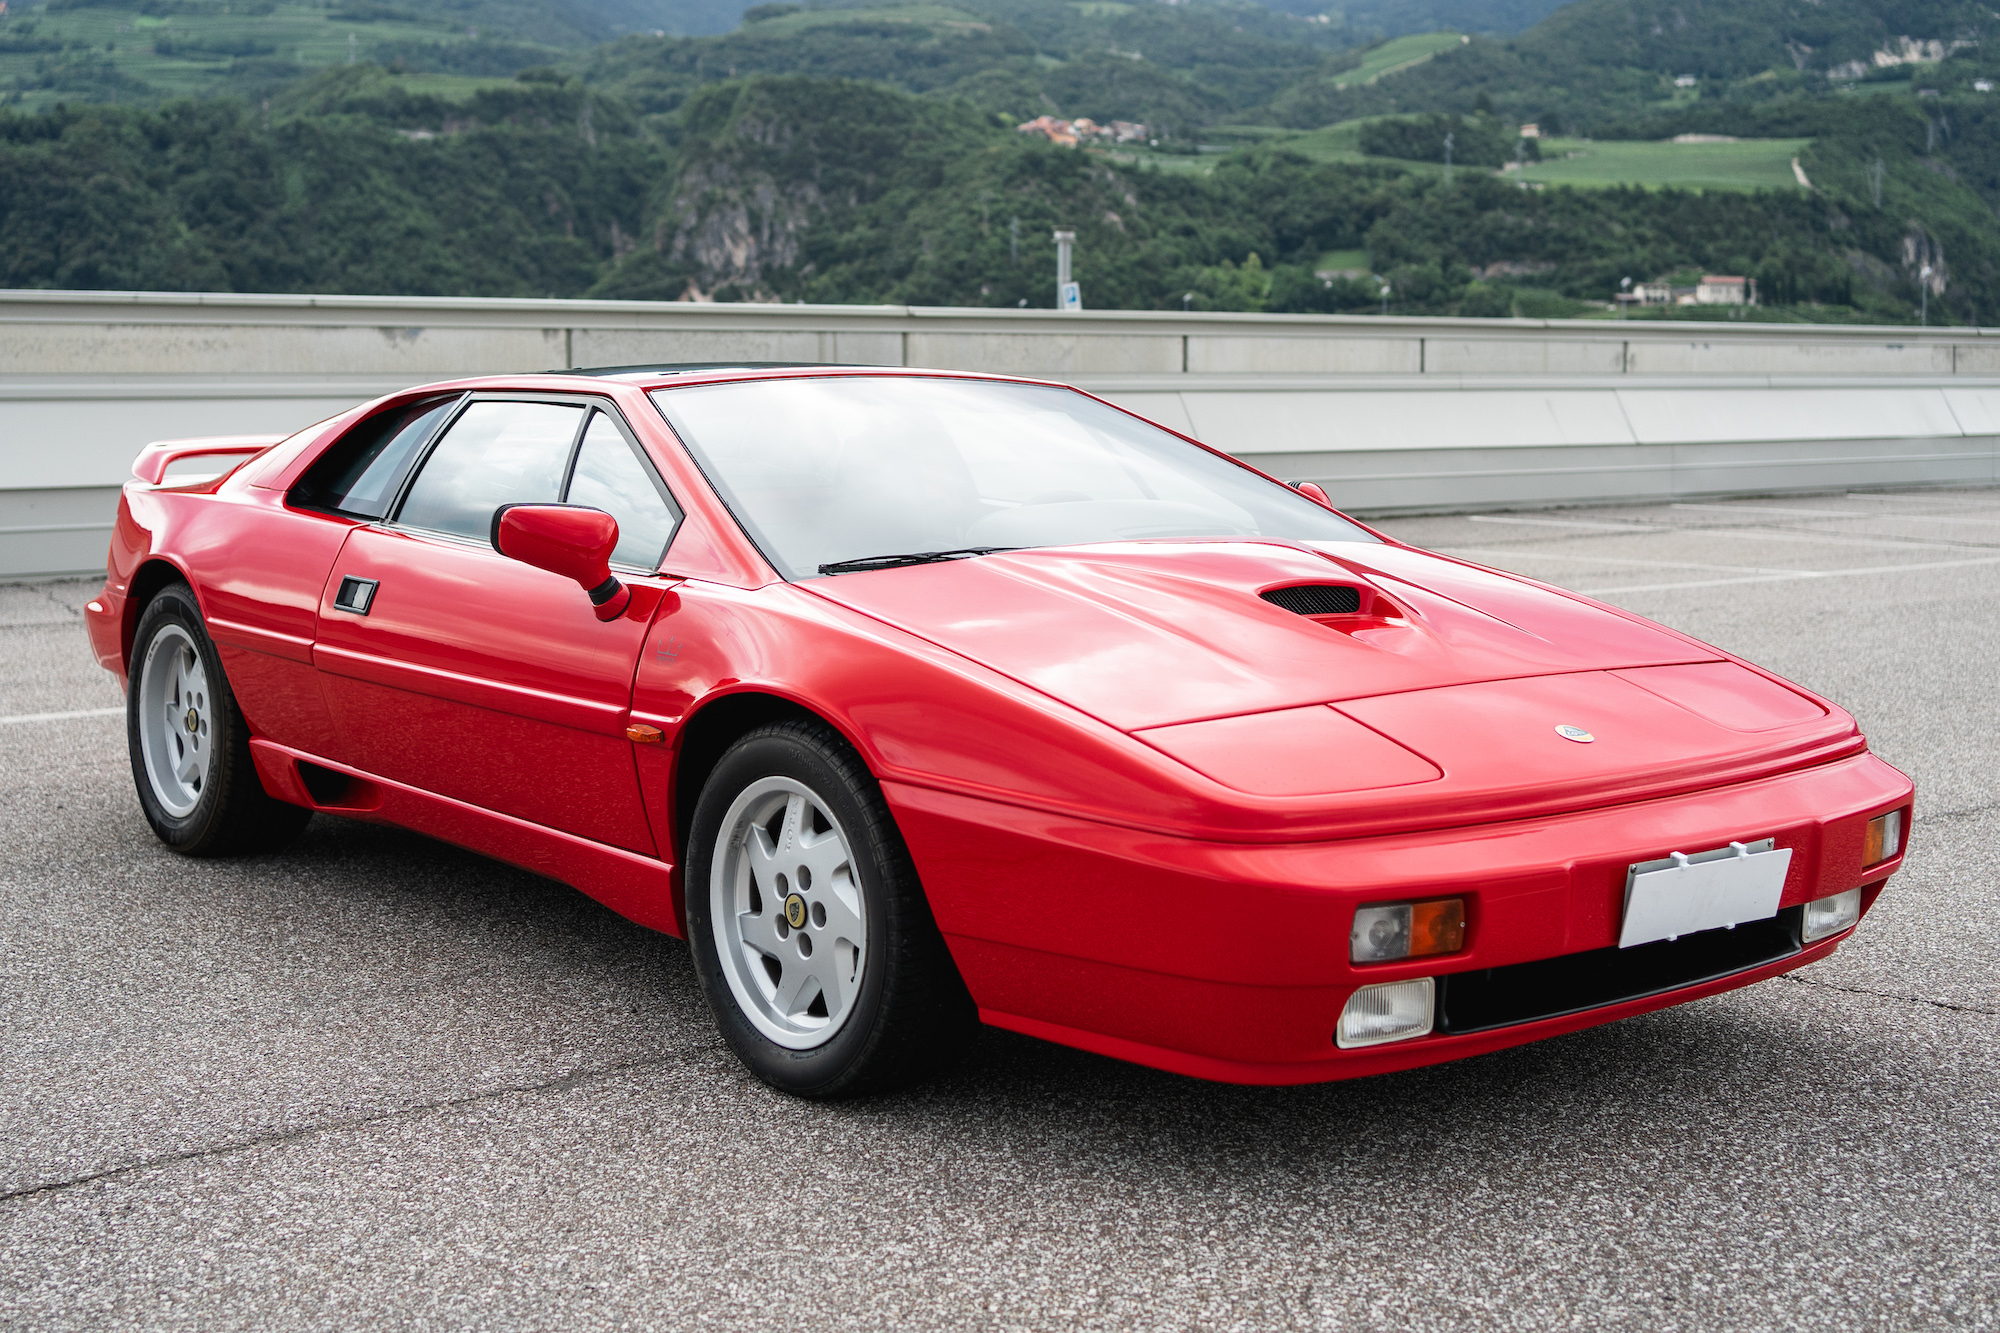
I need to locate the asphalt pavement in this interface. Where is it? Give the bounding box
[2,489,1995,1331]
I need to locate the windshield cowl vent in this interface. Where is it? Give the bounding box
[1262,584,1362,617]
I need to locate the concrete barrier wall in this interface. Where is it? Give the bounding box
[5,289,1998,576]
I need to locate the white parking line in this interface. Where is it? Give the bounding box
[1467,515,1664,532]
[1577,554,2000,595]
[0,707,122,725]
[1846,492,2000,505]
[1443,548,1807,576]
[1847,512,2000,526]
[1463,513,1992,555]
[1679,528,1997,553]
[1720,496,2000,525]
[1671,503,1873,518]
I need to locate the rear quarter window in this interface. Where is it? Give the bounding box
[291,396,460,519]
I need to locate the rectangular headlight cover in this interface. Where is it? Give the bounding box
[1337,977,1435,1048]
[1802,887,1862,943]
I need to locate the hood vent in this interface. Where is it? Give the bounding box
[1262,584,1362,616]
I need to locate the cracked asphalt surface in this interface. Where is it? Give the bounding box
[2,488,1996,1331]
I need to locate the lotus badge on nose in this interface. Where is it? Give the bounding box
[1555,724,1595,743]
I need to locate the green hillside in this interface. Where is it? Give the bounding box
[0,0,580,111]
[1269,0,1999,128]
[1514,137,1810,191]
[1329,31,1468,87]
[1256,0,1570,35]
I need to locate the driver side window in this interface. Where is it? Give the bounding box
[393,399,680,569]
[396,401,585,541]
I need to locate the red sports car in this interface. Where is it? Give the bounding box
[86,367,1913,1097]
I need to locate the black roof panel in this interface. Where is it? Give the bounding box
[544,362,840,378]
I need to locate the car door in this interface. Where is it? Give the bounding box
[312,396,683,855]
[192,394,467,758]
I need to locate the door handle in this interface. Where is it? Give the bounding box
[333,577,379,615]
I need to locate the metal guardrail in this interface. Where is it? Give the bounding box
[4,290,1997,576]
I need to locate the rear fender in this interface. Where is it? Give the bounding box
[102,556,199,682]
[91,482,195,679]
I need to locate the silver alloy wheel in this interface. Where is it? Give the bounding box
[711,776,868,1050]
[136,623,213,819]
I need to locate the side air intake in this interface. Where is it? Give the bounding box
[1261,584,1362,616]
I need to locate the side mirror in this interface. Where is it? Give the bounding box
[1291,481,1334,508]
[491,503,632,622]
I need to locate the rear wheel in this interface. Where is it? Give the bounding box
[128,582,311,856]
[686,718,972,1098]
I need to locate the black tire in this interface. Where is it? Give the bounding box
[127,581,312,857]
[686,718,973,1098]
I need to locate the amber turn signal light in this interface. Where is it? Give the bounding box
[1350,897,1466,964]
[1863,809,1904,867]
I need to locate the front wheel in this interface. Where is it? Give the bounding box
[128,582,311,856]
[686,719,972,1098]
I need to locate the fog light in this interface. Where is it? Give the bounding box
[1351,898,1465,963]
[1802,887,1862,943]
[1336,977,1435,1048]
[1863,809,1904,867]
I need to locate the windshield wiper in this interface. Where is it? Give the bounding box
[817,547,1018,576]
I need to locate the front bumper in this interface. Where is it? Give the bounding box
[889,750,1912,1084]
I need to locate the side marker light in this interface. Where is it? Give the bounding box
[1351,898,1465,964]
[1802,888,1862,943]
[1337,977,1435,1048]
[1863,809,1904,867]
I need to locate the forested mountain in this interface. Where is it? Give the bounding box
[1,0,1996,324]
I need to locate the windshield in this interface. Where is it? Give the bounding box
[650,377,1376,578]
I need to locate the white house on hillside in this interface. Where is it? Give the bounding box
[1695,275,1758,305]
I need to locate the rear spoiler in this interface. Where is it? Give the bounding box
[131,435,285,487]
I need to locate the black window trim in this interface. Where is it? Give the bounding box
[382,392,683,575]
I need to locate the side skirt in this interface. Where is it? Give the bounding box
[248,737,683,938]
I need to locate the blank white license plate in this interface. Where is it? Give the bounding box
[1619,838,1792,949]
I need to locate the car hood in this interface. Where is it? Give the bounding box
[802,539,1721,732]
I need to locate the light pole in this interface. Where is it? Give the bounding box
[1183,292,1194,311]
[1921,263,1933,326]
[1443,130,1454,186]
[1053,229,1080,311]
[1379,282,1391,317]
[1620,275,1631,318]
